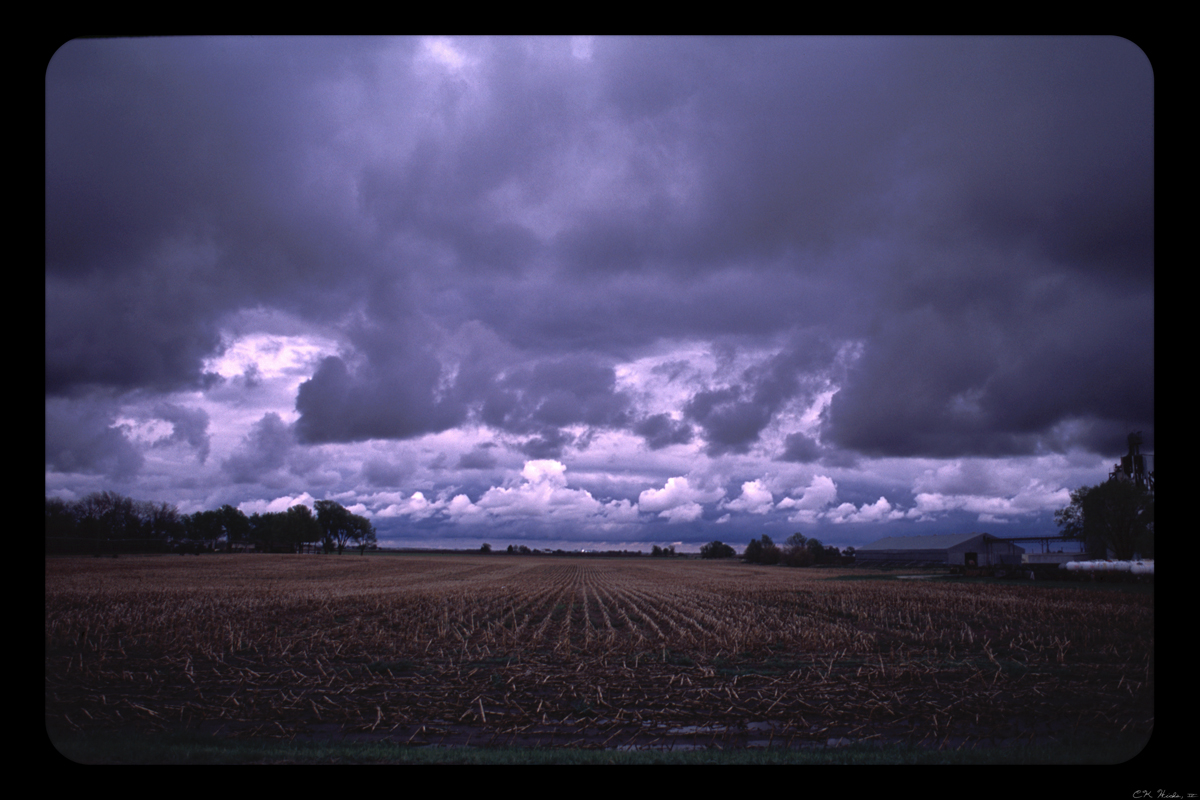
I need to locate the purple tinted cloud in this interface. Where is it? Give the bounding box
[45,37,1153,546]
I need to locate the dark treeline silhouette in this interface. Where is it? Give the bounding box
[46,491,375,556]
[699,540,736,559]
[501,545,649,557]
[747,532,851,567]
[701,534,852,566]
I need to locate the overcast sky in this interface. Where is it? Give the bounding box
[45,36,1153,551]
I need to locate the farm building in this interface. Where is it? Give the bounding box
[855,533,1024,568]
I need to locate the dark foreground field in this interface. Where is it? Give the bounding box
[45,554,1154,763]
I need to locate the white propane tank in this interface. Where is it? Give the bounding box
[1063,560,1152,575]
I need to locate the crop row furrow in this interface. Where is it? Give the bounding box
[617,586,708,644]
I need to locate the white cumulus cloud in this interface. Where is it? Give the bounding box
[826,496,903,524]
[776,475,839,523]
[638,476,724,513]
[724,479,775,514]
[445,461,636,526]
[659,501,704,523]
[378,491,445,520]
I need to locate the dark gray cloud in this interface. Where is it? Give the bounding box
[150,403,211,463]
[361,457,413,487]
[634,414,694,450]
[45,397,144,479]
[481,356,631,434]
[45,38,383,397]
[685,387,774,456]
[456,444,499,470]
[458,351,639,458]
[779,432,822,463]
[517,429,578,460]
[294,350,468,444]
[45,37,1152,544]
[221,412,296,483]
[683,332,839,455]
[824,275,1153,458]
[45,269,226,395]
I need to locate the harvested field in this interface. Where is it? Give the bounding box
[45,554,1153,755]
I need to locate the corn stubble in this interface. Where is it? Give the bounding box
[45,555,1153,751]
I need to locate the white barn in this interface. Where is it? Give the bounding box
[854,533,1024,567]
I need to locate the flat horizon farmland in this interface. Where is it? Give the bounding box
[45,553,1153,756]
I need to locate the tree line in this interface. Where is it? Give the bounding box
[45,491,375,555]
[699,533,852,566]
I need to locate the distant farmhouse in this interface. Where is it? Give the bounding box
[855,533,1024,568]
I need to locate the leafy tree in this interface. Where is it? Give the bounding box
[285,504,323,551]
[315,500,374,555]
[744,535,780,564]
[248,511,280,549]
[782,534,811,566]
[315,500,350,554]
[785,532,807,549]
[353,514,377,554]
[250,504,322,552]
[743,538,762,563]
[700,540,736,559]
[138,500,183,545]
[47,493,183,553]
[77,491,140,543]
[46,494,186,554]
[1056,478,1154,560]
[806,537,827,563]
[184,509,225,549]
[180,505,249,550]
[481,543,492,553]
[782,544,814,567]
[217,504,251,547]
[76,491,157,552]
[781,532,813,567]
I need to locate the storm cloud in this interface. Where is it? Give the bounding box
[45,36,1152,549]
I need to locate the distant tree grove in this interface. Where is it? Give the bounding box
[743,533,850,567]
[45,491,375,555]
[699,540,736,559]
